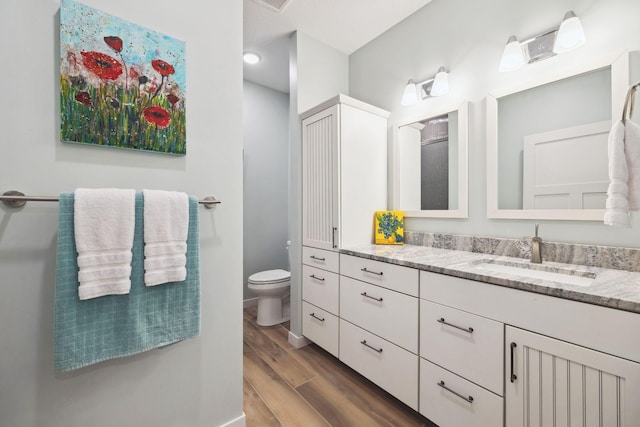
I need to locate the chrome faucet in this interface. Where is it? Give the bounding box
[530,224,542,264]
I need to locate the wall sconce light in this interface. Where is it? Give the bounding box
[401,66,449,106]
[499,10,586,72]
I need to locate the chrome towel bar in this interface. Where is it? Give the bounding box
[1,190,221,209]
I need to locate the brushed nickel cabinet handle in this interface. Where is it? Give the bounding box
[309,312,325,322]
[361,267,383,276]
[437,317,474,334]
[437,381,474,403]
[360,340,383,353]
[360,292,383,302]
[510,342,518,383]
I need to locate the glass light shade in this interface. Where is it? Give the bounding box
[430,67,449,97]
[499,36,525,72]
[243,52,261,64]
[553,11,585,54]
[401,79,418,106]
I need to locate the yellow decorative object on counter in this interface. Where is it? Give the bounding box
[374,211,404,245]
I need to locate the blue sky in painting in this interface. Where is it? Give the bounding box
[60,0,186,90]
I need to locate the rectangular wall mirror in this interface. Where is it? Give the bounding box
[487,51,632,220]
[392,101,468,218]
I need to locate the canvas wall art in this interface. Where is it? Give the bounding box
[374,211,404,245]
[60,0,186,155]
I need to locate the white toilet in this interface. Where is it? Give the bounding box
[248,269,291,326]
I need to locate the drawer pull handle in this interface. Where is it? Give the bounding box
[437,381,474,403]
[510,342,517,383]
[310,274,325,281]
[360,292,383,302]
[360,340,383,353]
[310,255,326,261]
[361,267,383,276]
[437,318,474,334]
[309,313,325,322]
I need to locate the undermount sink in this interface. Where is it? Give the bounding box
[474,259,597,287]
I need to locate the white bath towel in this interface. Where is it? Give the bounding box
[604,121,631,227]
[143,189,189,286]
[74,188,136,299]
[625,119,640,210]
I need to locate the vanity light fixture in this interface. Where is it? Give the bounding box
[498,10,586,72]
[401,66,449,106]
[243,52,261,65]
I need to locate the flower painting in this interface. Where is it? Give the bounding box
[374,211,404,245]
[60,0,186,155]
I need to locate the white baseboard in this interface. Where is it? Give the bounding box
[288,330,311,349]
[243,297,258,308]
[220,412,246,427]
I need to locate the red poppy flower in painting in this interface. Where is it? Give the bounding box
[143,106,171,127]
[74,91,92,106]
[151,59,175,77]
[81,51,123,81]
[167,94,179,107]
[103,36,123,53]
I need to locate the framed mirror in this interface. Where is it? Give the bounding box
[487,51,632,220]
[392,101,468,218]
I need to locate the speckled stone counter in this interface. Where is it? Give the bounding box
[341,244,640,314]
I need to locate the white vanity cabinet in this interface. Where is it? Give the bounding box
[301,95,388,359]
[506,326,640,427]
[301,247,340,357]
[301,94,389,251]
[419,275,505,427]
[338,255,420,410]
[421,269,640,427]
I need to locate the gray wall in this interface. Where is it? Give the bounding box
[350,0,640,248]
[0,1,244,426]
[243,81,290,300]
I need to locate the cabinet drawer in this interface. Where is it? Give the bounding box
[340,254,418,296]
[302,246,339,272]
[420,358,503,427]
[302,265,339,315]
[339,319,418,410]
[302,302,339,357]
[420,299,504,395]
[340,276,418,353]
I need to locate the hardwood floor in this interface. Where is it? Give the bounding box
[243,307,437,427]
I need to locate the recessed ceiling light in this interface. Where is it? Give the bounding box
[243,52,261,65]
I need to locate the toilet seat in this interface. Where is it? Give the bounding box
[248,269,291,285]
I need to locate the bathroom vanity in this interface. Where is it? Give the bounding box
[303,242,640,427]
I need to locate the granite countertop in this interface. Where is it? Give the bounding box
[341,244,640,314]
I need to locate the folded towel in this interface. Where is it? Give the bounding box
[625,119,640,210]
[55,193,201,372]
[74,188,136,299]
[142,190,189,286]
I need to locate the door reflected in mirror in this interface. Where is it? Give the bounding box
[392,102,468,218]
[486,51,632,220]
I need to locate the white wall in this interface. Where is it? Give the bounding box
[243,81,290,300]
[350,0,640,247]
[0,1,244,426]
[288,32,349,336]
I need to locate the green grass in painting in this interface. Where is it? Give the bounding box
[60,77,186,155]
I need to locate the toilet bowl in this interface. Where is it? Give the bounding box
[248,269,291,326]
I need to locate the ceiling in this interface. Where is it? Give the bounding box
[243,0,433,93]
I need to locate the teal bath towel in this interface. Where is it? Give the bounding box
[54,193,200,372]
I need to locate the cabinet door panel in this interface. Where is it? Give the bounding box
[506,326,640,427]
[302,105,339,250]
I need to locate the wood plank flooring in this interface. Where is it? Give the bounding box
[243,307,437,427]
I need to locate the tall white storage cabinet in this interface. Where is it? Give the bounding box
[301,94,389,358]
[301,94,389,251]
